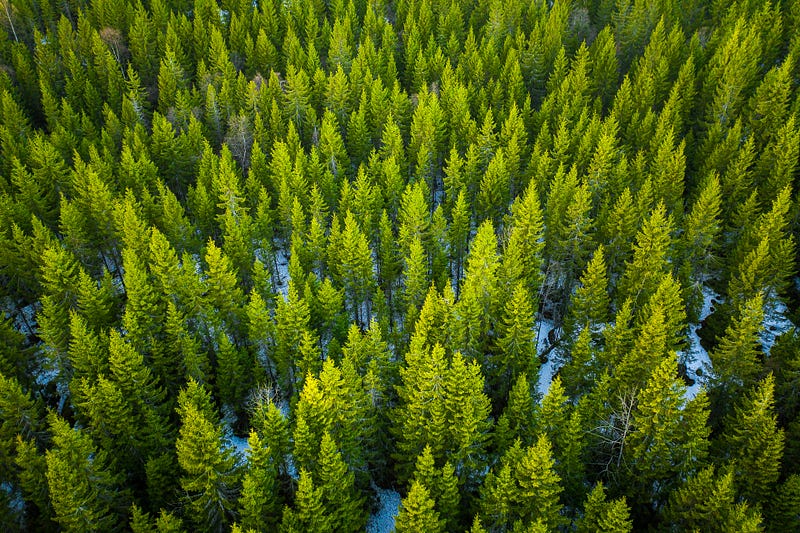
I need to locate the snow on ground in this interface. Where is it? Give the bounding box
[221,406,250,464]
[34,364,58,387]
[366,482,402,533]
[761,299,794,355]
[683,287,718,401]
[535,318,558,399]
[537,357,557,400]
[229,434,250,461]
[33,355,69,413]
[13,303,37,337]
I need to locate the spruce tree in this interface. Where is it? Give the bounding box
[238,431,281,531]
[578,482,633,533]
[617,202,673,310]
[46,415,128,532]
[395,479,443,533]
[722,374,785,506]
[315,431,366,532]
[175,380,240,532]
[662,466,762,532]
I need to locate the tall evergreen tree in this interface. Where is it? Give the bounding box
[721,374,785,506]
[395,479,443,533]
[175,380,240,532]
[46,415,129,532]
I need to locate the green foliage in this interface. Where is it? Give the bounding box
[46,415,129,532]
[395,479,443,533]
[578,482,632,533]
[721,374,785,506]
[1,1,799,530]
[176,380,240,532]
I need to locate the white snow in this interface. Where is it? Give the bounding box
[221,406,250,465]
[13,304,37,337]
[537,356,557,400]
[760,299,794,355]
[682,287,717,401]
[366,483,401,533]
[535,318,558,399]
[536,318,556,354]
[34,364,58,387]
[229,434,250,460]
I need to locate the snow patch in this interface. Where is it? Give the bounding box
[13,304,37,337]
[537,356,557,400]
[682,287,718,401]
[221,407,249,465]
[761,299,794,355]
[366,483,401,533]
[536,319,556,355]
[34,364,58,388]
[535,319,558,399]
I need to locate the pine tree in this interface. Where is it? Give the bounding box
[274,285,313,396]
[337,211,375,327]
[282,468,331,533]
[0,372,42,493]
[709,293,765,417]
[238,431,281,531]
[176,380,240,532]
[514,435,564,530]
[625,355,710,507]
[495,373,536,453]
[722,374,785,506]
[728,186,795,309]
[566,244,610,338]
[578,482,633,533]
[392,342,447,482]
[411,445,461,531]
[662,466,762,532]
[560,327,595,399]
[617,202,673,310]
[453,220,500,360]
[204,238,245,328]
[395,479,443,533]
[448,189,471,287]
[46,415,128,532]
[315,431,366,532]
[441,351,493,488]
[477,148,510,224]
[479,440,516,522]
[678,173,722,320]
[494,282,537,399]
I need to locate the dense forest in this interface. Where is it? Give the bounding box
[0,0,799,530]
